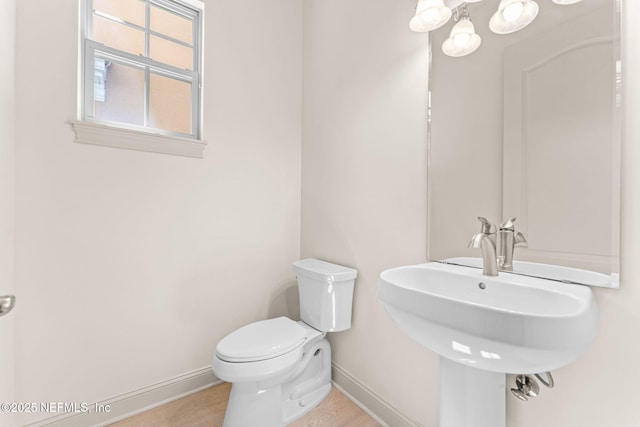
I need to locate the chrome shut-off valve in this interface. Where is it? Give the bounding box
[510,372,554,401]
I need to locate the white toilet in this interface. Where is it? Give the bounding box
[211,258,357,427]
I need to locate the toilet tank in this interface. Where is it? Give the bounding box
[293,258,357,332]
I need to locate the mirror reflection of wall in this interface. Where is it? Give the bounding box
[427,0,620,286]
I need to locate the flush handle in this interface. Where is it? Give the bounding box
[0,295,15,317]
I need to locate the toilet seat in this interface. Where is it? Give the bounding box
[216,317,307,363]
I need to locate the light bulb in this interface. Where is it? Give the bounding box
[502,2,524,22]
[489,0,539,34]
[453,33,471,47]
[442,18,481,57]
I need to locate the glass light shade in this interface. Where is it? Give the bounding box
[410,0,452,32]
[552,0,584,4]
[489,0,539,34]
[442,18,482,57]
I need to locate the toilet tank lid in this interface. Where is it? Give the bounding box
[293,258,358,282]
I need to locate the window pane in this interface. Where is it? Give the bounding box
[93,59,145,127]
[149,73,192,135]
[150,4,193,44]
[93,0,146,27]
[150,35,193,70]
[93,14,145,56]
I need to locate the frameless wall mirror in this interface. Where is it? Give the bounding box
[427,0,621,287]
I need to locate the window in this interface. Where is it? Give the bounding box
[72,0,206,158]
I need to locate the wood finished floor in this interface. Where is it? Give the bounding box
[108,382,382,427]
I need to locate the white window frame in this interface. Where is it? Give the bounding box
[71,0,207,158]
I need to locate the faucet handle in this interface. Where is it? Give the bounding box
[500,218,527,246]
[499,217,517,230]
[514,231,528,247]
[477,217,496,234]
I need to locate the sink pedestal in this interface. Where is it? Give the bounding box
[440,357,505,427]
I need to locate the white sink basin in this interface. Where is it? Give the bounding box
[378,261,598,374]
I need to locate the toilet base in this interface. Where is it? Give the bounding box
[223,382,283,427]
[221,337,332,427]
[283,382,331,424]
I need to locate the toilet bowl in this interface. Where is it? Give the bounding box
[213,318,331,426]
[211,259,357,427]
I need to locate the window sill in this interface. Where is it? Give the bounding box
[69,120,207,159]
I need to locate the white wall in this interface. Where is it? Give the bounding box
[13,0,302,424]
[302,0,433,423]
[303,1,640,427]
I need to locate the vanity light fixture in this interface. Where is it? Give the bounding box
[410,0,584,57]
[442,5,482,57]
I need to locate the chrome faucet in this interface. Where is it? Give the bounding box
[468,217,498,276]
[468,217,528,276]
[497,217,528,271]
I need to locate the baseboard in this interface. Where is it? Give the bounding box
[24,362,415,427]
[25,367,220,427]
[331,362,422,427]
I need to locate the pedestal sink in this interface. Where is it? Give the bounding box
[377,260,598,427]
